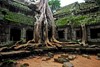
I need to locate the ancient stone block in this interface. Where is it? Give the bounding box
[62,62,74,67]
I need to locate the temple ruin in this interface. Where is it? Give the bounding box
[0,0,100,67]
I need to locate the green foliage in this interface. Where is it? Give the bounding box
[56,17,69,26]
[55,1,100,27]
[0,8,9,20]
[72,15,88,25]
[55,8,69,15]
[0,8,34,25]
[55,3,73,15]
[4,11,34,25]
[56,15,87,26]
[75,2,98,13]
[48,0,61,12]
[56,14,100,27]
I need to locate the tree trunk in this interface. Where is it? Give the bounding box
[26,0,62,48]
[81,24,87,46]
[71,24,75,40]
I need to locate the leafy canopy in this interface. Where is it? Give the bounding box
[48,0,61,12]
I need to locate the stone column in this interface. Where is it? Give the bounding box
[55,29,59,39]
[64,28,68,40]
[6,26,10,42]
[21,28,26,42]
[87,27,91,41]
[72,29,76,40]
[74,30,76,40]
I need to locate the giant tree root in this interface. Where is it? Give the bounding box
[10,39,77,51]
[51,38,71,45]
[27,39,35,44]
[45,39,56,48]
[24,39,63,48]
[51,38,63,44]
[12,37,70,50]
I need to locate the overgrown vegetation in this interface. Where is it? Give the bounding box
[48,0,61,12]
[55,1,100,27]
[54,3,74,15]
[5,12,34,25]
[0,8,34,25]
[56,14,100,27]
[11,0,31,11]
[0,0,31,11]
[56,17,69,26]
[75,2,99,13]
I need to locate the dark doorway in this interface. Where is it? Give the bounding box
[90,28,100,39]
[10,28,21,41]
[58,30,64,39]
[76,30,82,39]
[26,30,33,41]
[48,28,52,39]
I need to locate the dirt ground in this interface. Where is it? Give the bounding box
[17,54,100,67]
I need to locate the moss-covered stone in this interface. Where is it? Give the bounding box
[55,2,100,27]
[4,12,34,25]
[0,7,34,25]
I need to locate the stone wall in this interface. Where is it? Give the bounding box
[0,21,33,46]
[0,24,7,42]
[73,27,82,40]
[57,24,100,43]
[57,26,71,41]
[87,24,100,42]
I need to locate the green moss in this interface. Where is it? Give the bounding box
[76,2,98,13]
[55,1,100,26]
[55,2,98,16]
[4,12,34,25]
[1,0,31,11]
[56,14,100,27]
[55,3,74,15]
[11,1,31,11]
[56,17,69,26]
[0,8,8,20]
[0,8,34,25]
